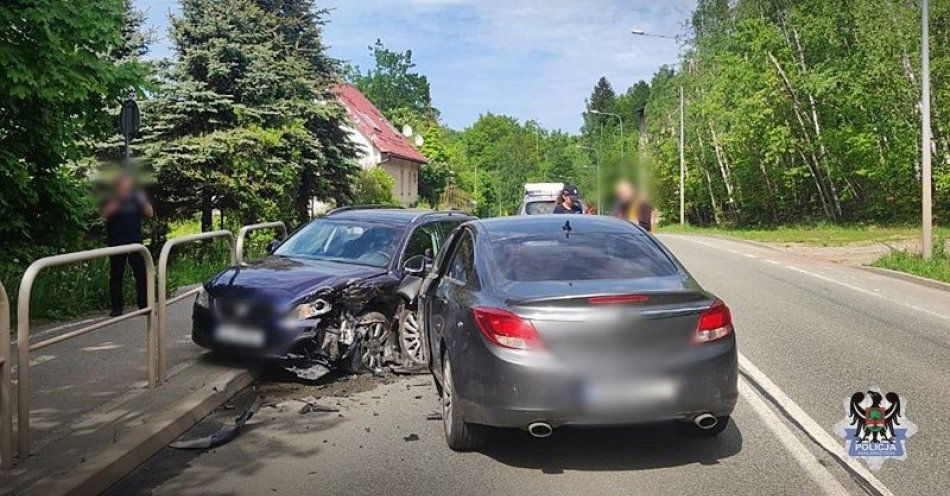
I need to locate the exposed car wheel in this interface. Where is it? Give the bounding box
[676,415,731,437]
[339,312,390,374]
[397,304,428,366]
[359,313,390,372]
[442,357,486,451]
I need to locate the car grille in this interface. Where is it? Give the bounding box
[212,297,274,325]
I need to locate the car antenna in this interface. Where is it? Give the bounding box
[562,220,572,238]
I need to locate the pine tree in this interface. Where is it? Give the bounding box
[146,0,357,231]
[583,76,617,136]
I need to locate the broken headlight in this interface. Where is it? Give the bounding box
[294,299,332,320]
[195,286,210,308]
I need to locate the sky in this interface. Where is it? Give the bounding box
[139,0,695,132]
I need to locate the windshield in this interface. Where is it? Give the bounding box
[274,219,402,268]
[524,200,556,215]
[490,232,677,281]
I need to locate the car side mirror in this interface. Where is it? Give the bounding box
[403,254,431,276]
[266,239,281,254]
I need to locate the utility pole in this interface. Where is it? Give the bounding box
[589,110,624,167]
[679,84,685,225]
[577,144,601,213]
[921,0,933,259]
[632,28,685,225]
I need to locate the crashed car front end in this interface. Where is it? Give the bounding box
[192,279,393,381]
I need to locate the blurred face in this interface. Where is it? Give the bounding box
[615,180,635,202]
[114,175,133,198]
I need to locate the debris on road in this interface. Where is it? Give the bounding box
[403,433,419,442]
[284,362,331,382]
[391,364,428,375]
[425,412,443,421]
[170,396,262,450]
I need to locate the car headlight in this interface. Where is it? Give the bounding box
[195,287,210,308]
[294,298,331,320]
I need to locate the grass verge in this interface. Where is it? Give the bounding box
[872,244,950,284]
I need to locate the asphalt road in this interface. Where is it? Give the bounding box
[105,234,949,496]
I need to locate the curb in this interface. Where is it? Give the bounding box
[855,265,950,293]
[28,367,257,496]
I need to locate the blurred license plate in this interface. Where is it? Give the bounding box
[582,377,678,409]
[216,324,265,348]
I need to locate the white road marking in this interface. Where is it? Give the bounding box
[784,265,949,321]
[739,352,894,496]
[738,378,850,496]
[743,253,758,258]
[765,259,781,265]
[669,235,950,321]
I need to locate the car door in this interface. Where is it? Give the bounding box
[423,228,474,378]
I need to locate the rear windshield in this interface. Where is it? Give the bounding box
[490,232,677,281]
[524,201,556,215]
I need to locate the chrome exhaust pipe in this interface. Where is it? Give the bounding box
[693,413,718,430]
[527,422,553,438]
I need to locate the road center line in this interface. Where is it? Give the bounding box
[738,352,894,496]
[738,378,850,496]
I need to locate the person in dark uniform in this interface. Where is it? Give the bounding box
[100,174,153,316]
[553,186,583,214]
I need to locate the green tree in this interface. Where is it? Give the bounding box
[353,166,398,205]
[582,76,617,137]
[0,0,147,251]
[146,0,357,232]
[352,39,436,124]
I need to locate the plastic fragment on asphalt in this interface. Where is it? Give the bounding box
[403,433,419,442]
[170,396,262,450]
[425,412,442,421]
[284,362,331,381]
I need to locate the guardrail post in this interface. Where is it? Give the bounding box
[157,231,236,381]
[0,280,12,468]
[236,221,288,265]
[16,244,156,457]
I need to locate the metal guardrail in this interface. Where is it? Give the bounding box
[236,222,287,265]
[156,230,235,381]
[1,280,11,468]
[16,244,157,457]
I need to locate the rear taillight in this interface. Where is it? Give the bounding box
[693,300,733,344]
[472,307,543,350]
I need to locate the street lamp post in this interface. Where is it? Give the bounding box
[921,0,933,259]
[589,110,624,167]
[631,28,686,225]
[577,144,601,214]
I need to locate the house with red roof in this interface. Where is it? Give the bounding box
[334,83,428,205]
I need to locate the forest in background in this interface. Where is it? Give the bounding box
[357,0,948,226]
[2,0,948,256]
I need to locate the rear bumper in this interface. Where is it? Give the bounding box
[451,336,738,429]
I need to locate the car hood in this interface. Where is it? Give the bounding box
[206,256,388,304]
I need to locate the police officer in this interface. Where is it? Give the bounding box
[553,185,583,214]
[100,173,153,316]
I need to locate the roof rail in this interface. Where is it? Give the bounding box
[409,209,473,223]
[326,204,404,216]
